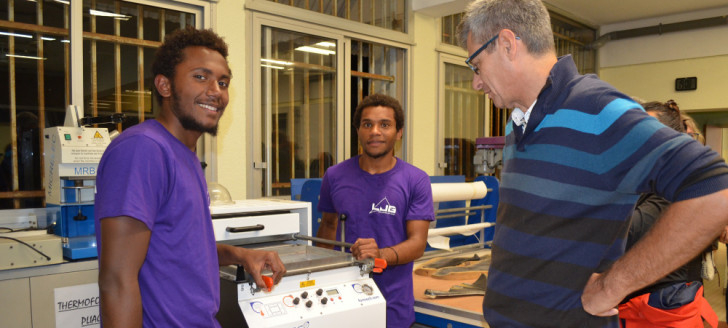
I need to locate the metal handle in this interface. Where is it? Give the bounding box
[293,233,354,248]
[226,224,265,233]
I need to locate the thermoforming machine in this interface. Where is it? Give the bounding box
[212,198,387,328]
[43,105,122,259]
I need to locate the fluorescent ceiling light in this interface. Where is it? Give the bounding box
[61,39,70,43]
[124,89,151,95]
[6,54,46,60]
[295,46,335,55]
[261,58,293,66]
[0,31,33,39]
[54,0,70,4]
[89,9,131,21]
[261,64,285,70]
[41,37,56,41]
[316,41,336,48]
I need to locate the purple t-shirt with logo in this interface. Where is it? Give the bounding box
[318,155,434,328]
[95,120,220,327]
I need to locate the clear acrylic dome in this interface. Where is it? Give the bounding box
[208,181,233,205]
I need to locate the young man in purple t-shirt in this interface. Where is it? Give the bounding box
[95,27,285,327]
[317,94,435,328]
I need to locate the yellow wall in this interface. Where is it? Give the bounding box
[410,12,440,175]
[215,1,249,199]
[600,55,728,111]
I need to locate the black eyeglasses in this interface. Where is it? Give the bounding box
[465,34,499,75]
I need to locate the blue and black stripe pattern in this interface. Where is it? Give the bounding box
[483,56,728,328]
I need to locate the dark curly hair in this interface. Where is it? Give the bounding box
[642,100,685,133]
[353,94,404,131]
[151,26,229,104]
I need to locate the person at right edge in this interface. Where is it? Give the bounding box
[458,0,728,327]
[618,99,718,328]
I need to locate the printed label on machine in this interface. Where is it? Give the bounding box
[300,280,315,288]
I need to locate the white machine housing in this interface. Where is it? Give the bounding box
[212,199,386,328]
[44,126,110,205]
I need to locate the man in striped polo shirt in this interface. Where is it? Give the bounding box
[458,0,728,326]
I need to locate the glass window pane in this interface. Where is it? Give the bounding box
[268,0,405,33]
[261,26,337,196]
[14,0,36,25]
[43,0,67,29]
[165,11,193,35]
[349,0,360,22]
[119,2,139,39]
[441,13,464,46]
[11,36,42,196]
[93,0,116,35]
[443,63,486,181]
[0,0,7,21]
[88,40,116,117]
[322,0,333,15]
[143,7,161,41]
[119,44,138,113]
[43,37,67,127]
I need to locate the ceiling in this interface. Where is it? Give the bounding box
[543,0,728,26]
[413,0,728,27]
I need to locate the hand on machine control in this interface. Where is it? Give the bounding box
[351,238,381,261]
[237,248,286,291]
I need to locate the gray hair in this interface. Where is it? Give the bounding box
[458,0,554,55]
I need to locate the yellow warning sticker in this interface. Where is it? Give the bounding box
[94,131,102,139]
[300,280,315,288]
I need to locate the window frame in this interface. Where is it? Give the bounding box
[245,0,414,46]
[0,0,211,209]
[247,11,411,198]
[436,52,490,177]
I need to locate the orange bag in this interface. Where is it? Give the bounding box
[618,284,717,328]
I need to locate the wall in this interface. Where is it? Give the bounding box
[214,0,249,199]
[597,6,728,111]
[410,12,440,175]
[600,55,728,111]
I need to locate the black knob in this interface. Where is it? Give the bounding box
[301,291,309,299]
[305,300,313,308]
[316,289,323,296]
[321,298,328,305]
[293,297,300,305]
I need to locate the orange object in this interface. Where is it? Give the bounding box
[618,285,717,328]
[262,276,273,292]
[372,258,388,273]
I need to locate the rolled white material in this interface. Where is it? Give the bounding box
[428,222,495,237]
[427,235,452,250]
[426,222,496,250]
[431,182,487,203]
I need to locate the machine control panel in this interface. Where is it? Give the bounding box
[239,279,385,328]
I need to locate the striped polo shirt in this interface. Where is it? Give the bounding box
[483,55,728,327]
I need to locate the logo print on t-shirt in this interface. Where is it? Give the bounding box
[369,197,397,215]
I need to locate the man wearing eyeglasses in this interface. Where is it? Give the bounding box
[458,0,728,327]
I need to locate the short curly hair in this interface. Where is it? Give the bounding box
[151,26,229,104]
[353,94,404,131]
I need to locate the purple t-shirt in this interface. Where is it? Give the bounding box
[318,155,434,328]
[94,120,220,327]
